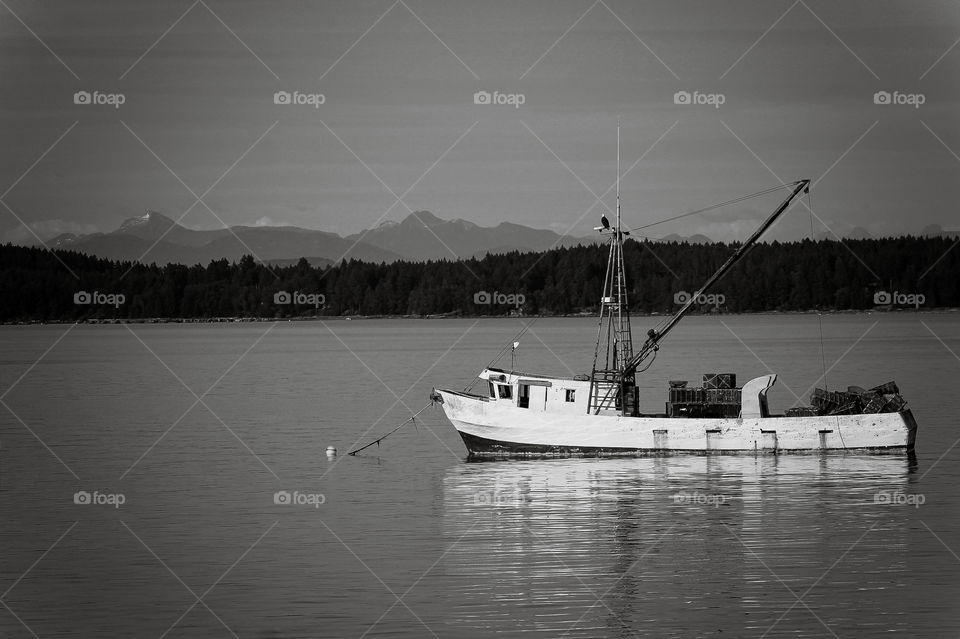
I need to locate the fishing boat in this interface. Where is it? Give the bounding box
[431,131,918,457]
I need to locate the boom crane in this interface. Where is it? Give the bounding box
[622,179,810,379]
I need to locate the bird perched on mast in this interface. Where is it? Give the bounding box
[596,214,611,232]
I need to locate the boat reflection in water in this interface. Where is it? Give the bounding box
[440,455,918,637]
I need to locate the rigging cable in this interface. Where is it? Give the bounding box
[627,183,794,234]
[808,188,829,392]
[818,313,828,392]
[464,318,539,392]
[805,187,843,448]
[636,347,657,373]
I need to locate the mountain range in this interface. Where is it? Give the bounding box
[36,210,935,268]
[45,211,594,267]
[921,224,960,239]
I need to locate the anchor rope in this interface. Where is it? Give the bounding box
[347,402,436,456]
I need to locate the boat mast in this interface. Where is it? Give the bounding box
[589,123,635,415]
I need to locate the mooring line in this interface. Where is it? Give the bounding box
[347,402,436,456]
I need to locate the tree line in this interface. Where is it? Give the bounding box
[0,236,957,322]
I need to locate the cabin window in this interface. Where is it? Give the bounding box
[488,381,496,398]
[565,389,576,403]
[518,384,530,408]
[497,384,512,400]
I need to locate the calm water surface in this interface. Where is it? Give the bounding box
[1,314,958,637]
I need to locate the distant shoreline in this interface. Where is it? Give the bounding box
[3,307,956,326]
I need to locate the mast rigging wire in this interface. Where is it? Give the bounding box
[464,318,540,392]
[627,183,797,234]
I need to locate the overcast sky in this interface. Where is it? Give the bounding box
[1,0,958,244]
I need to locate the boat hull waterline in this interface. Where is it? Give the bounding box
[435,389,918,458]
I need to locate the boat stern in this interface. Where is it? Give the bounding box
[901,408,919,452]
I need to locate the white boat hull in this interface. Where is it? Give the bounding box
[434,389,917,457]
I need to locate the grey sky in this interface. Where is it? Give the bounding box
[1,0,958,244]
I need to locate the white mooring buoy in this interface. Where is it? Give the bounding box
[326,446,337,456]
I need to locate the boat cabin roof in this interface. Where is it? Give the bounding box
[481,367,591,384]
